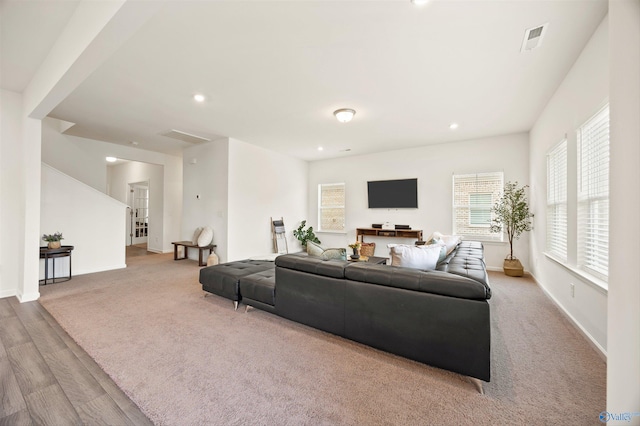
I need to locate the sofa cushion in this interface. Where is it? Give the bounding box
[199,259,275,301]
[447,256,489,290]
[455,241,485,260]
[344,263,490,300]
[239,269,276,306]
[276,254,347,279]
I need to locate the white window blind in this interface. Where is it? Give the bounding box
[452,172,503,241]
[546,140,568,261]
[469,193,492,226]
[318,183,345,232]
[577,106,609,281]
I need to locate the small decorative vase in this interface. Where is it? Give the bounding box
[48,241,61,249]
[351,248,360,260]
[503,258,524,277]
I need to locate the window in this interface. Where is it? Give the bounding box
[318,183,345,232]
[469,193,493,226]
[546,140,568,261]
[577,106,609,280]
[452,172,503,241]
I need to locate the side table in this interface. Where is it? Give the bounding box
[39,245,74,285]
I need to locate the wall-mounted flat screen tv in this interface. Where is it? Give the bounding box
[367,178,418,208]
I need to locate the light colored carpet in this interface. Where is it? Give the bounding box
[39,253,606,425]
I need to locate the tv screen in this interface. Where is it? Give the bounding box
[367,178,418,208]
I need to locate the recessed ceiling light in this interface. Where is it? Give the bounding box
[334,108,356,123]
[129,141,139,146]
[449,122,459,130]
[411,0,430,5]
[193,94,205,103]
[318,146,324,151]
[106,157,117,162]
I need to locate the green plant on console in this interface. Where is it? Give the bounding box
[490,181,533,261]
[293,220,321,247]
[42,232,64,242]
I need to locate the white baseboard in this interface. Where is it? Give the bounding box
[529,272,607,360]
[0,289,16,299]
[17,291,40,302]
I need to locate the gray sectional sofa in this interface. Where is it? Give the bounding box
[199,241,491,382]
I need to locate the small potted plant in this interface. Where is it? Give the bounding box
[42,232,64,249]
[348,241,362,260]
[490,182,533,277]
[292,220,321,248]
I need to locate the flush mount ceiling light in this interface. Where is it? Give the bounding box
[449,122,459,130]
[106,156,117,162]
[193,94,205,103]
[334,108,356,123]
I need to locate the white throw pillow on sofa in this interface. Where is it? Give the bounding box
[389,244,442,270]
[441,235,463,255]
[197,226,214,247]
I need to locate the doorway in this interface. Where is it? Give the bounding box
[128,181,149,247]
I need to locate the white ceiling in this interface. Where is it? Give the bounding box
[0,0,80,92]
[5,1,607,161]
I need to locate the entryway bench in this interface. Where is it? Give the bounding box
[171,241,216,266]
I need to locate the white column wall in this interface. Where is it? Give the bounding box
[607,0,640,419]
[308,133,530,269]
[19,117,42,302]
[0,90,25,298]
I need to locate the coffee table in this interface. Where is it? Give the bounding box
[348,255,388,265]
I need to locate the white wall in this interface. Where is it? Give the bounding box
[608,0,640,418]
[107,161,164,253]
[227,138,308,261]
[42,117,182,252]
[308,133,530,270]
[183,139,230,263]
[529,17,608,353]
[0,89,25,298]
[40,164,127,278]
[42,117,108,192]
[182,137,309,263]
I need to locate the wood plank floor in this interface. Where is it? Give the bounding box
[0,296,152,425]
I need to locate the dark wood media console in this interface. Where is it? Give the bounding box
[356,228,423,242]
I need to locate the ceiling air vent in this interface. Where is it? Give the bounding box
[520,23,548,53]
[161,129,211,145]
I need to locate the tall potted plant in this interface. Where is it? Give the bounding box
[490,181,533,277]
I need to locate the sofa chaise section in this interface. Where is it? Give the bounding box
[342,263,491,382]
[199,259,274,310]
